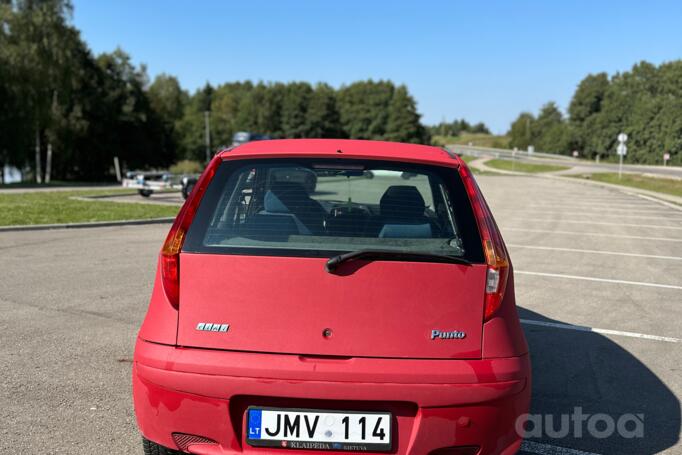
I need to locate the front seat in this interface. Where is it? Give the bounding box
[239,190,311,242]
[377,185,432,238]
[269,182,327,235]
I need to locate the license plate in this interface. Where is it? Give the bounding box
[246,407,392,451]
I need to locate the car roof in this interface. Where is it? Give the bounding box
[218,139,461,167]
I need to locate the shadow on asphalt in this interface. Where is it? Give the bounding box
[518,307,680,454]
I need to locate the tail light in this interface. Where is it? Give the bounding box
[457,161,510,321]
[160,156,222,309]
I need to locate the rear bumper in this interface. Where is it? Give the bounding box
[133,339,530,455]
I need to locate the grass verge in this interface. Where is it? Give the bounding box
[0,181,114,188]
[455,155,506,176]
[0,190,179,226]
[432,133,510,149]
[486,159,570,173]
[570,173,682,198]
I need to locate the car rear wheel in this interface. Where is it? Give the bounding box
[138,189,153,198]
[142,438,180,455]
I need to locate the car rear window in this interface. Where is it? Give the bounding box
[183,159,484,262]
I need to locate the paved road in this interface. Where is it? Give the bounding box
[89,191,185,206]
[480,176,682,455]
[451,144,682,179]
[0,175,680,454]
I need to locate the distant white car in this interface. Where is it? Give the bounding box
[122,171,180,197]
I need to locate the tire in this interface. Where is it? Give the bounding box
[142,438,181,455]
[138,189,153,198]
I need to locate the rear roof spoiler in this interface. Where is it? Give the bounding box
[440,147,462,165]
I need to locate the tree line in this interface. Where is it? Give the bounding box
[174,79,430,164]
[508,60,682,165]
[428,118,490,138]
[0,1,429,182]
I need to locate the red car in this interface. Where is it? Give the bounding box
[133,139,530,455]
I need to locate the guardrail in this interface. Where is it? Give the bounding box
[445,143,579,161]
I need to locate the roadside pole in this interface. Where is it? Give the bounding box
[204,110,211,163]
[35,129,42,184]
[616,133,628,179]
[113,156,122,182]
[45,143,52,183]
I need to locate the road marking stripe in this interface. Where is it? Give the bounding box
[520,440,602,455]
[505,227,682,242]
[520,319,680,343]
[634,193,682,212]
[519,205,671,213]
[514,196,646,201]
[492,202,656,209]
[512,196,657,203]
[507,244,682,261]
[505,218,682,230]
[495,200,675,211]
[515,270,682,290]
[509,198,644,203]
[496,210,682,221]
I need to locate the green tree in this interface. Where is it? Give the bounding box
[260,82,286,137]
[211,81,251,147]
[93,49,168,173]
[176,83,215,161]
[567,73,610,157]
[2,0,77,180]
[337,80,395,139]
[0,2,32,179]
[384,85,428,144]
[533,102,571,153]
[568,73,609,124]
[305,83,343,138]
[281,82,313,138]
[508,112,535,150]
[148,74,187,125]
[470,122,490,134]
[427,118,490,139]
[148,74,188,164]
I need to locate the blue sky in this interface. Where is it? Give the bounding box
[72,0,682,133]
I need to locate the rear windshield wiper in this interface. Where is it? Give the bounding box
[325,249,471,273]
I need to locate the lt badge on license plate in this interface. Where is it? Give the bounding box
[246,407,392,451]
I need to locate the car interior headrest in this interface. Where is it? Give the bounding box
[380,185,426,220]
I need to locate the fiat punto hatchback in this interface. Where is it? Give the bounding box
[133,139,530,455]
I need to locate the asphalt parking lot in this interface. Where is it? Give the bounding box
[0,175,680,454]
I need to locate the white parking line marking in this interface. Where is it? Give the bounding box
[493,196,654,203]
[520,440,602,455]
[516,198,658,205]
[520,319,680,344]
[496,210,682,221]
[519,205,671,213]
[502,204,670,215]
[506,218,682,230]
[635,193,682,212]
[515,270,682,290]
[523,196,645,201]
[507,244,682,261]
[505,227,682,242]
